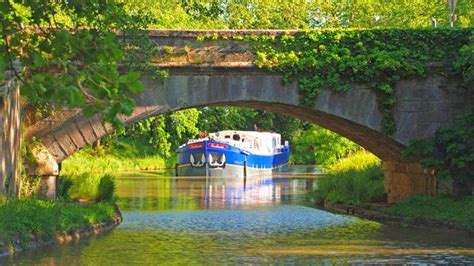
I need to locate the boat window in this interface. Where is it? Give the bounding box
[225,135,230,139]
[233,134,240,141]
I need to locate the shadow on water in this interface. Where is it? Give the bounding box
[3,166,474,265]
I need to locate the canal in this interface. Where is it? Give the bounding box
[4,168,474,264]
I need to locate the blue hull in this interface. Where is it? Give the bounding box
[176,140,289,177]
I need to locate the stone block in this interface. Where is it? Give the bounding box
[395,163,408,173]
[27,145,59,177]
[53,131,77,158]
[396,101,427,112]
[421,122,441,138]
[421,111,449,123]
[88,117,107,139]
[384,160,436,203]
[75,119,97,145]
[427,101,449,112]
[66,125,86,149]
[37,176,57,200]
[405,162,425,174]
[382,161,397,171]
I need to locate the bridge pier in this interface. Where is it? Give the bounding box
[26,145,59,200]
[383,161,436,203]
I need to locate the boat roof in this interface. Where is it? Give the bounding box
[211,130,281,138]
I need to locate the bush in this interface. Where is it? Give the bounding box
[64,174,117,202]
[403,112,474,197]
[0,200,115,246]
[308,151,384,206]
[57,176,74,201]
[61,138,174,176]
[96,174,116,202]
[67,174,100,200]
[290,125,361,167]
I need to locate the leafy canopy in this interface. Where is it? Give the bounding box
[0,0,161,127]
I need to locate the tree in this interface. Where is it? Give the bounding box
[291,125,361,167]
[0,0,161,127]
[121,0,226,29]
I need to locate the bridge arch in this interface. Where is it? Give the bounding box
[28,67,402,161]
[27,65,472,202]
[28,66,470,162]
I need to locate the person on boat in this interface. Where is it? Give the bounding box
[199,130,207,139]
[253,123,258,131]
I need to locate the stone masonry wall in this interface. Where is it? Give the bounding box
[383,161,437,203]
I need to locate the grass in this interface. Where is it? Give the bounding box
[61,137,175,176]
[59,174,116,202]
[308,151,385,206]
[308,151,474,232]
[0,200,116,247]
[382,195,474,231]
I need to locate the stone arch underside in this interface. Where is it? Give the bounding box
[28,66,472,164]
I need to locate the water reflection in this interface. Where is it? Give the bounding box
[2,171,474,265]
[117,175,314,211]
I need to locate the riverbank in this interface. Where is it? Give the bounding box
[308,152,474,233]
[321,197,474,234]
[61,138,175,176]
[0,200,122,257]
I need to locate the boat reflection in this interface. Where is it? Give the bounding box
[116,175,315,212]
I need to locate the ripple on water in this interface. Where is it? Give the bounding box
[120,205,355,235]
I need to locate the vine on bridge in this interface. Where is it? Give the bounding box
[249,28,472,135]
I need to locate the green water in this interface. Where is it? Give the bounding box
[3,169,474,265]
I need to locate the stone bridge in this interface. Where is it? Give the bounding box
[25,30,473,202]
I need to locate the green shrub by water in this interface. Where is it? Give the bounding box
[96,174,116,202]
[309,151,384,206]
[63,174,117,202]
[57,176,74,201]
[61,138,175,176]
[383,195,474,231]
[0,200,115,246]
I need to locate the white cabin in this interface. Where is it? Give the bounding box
[205,130,286,155]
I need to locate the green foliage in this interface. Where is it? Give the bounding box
[198,107,302,143]
[454,33,474,87]
[61,173,116,202]
[308,151,384,206]
[61,138,174,176]
[252,28,472,135]
[96,174,116,203]
[291,125,361,167]
[383,195,474,231]
[307,0,473,28]
[197,107,257,133]
[124,0,473,30]
[0,200,115,246]
[125,109,201,158]
[122,0,226,29]
[404,112,474,196]
[0,0,161,127]
[57,176,73,202]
